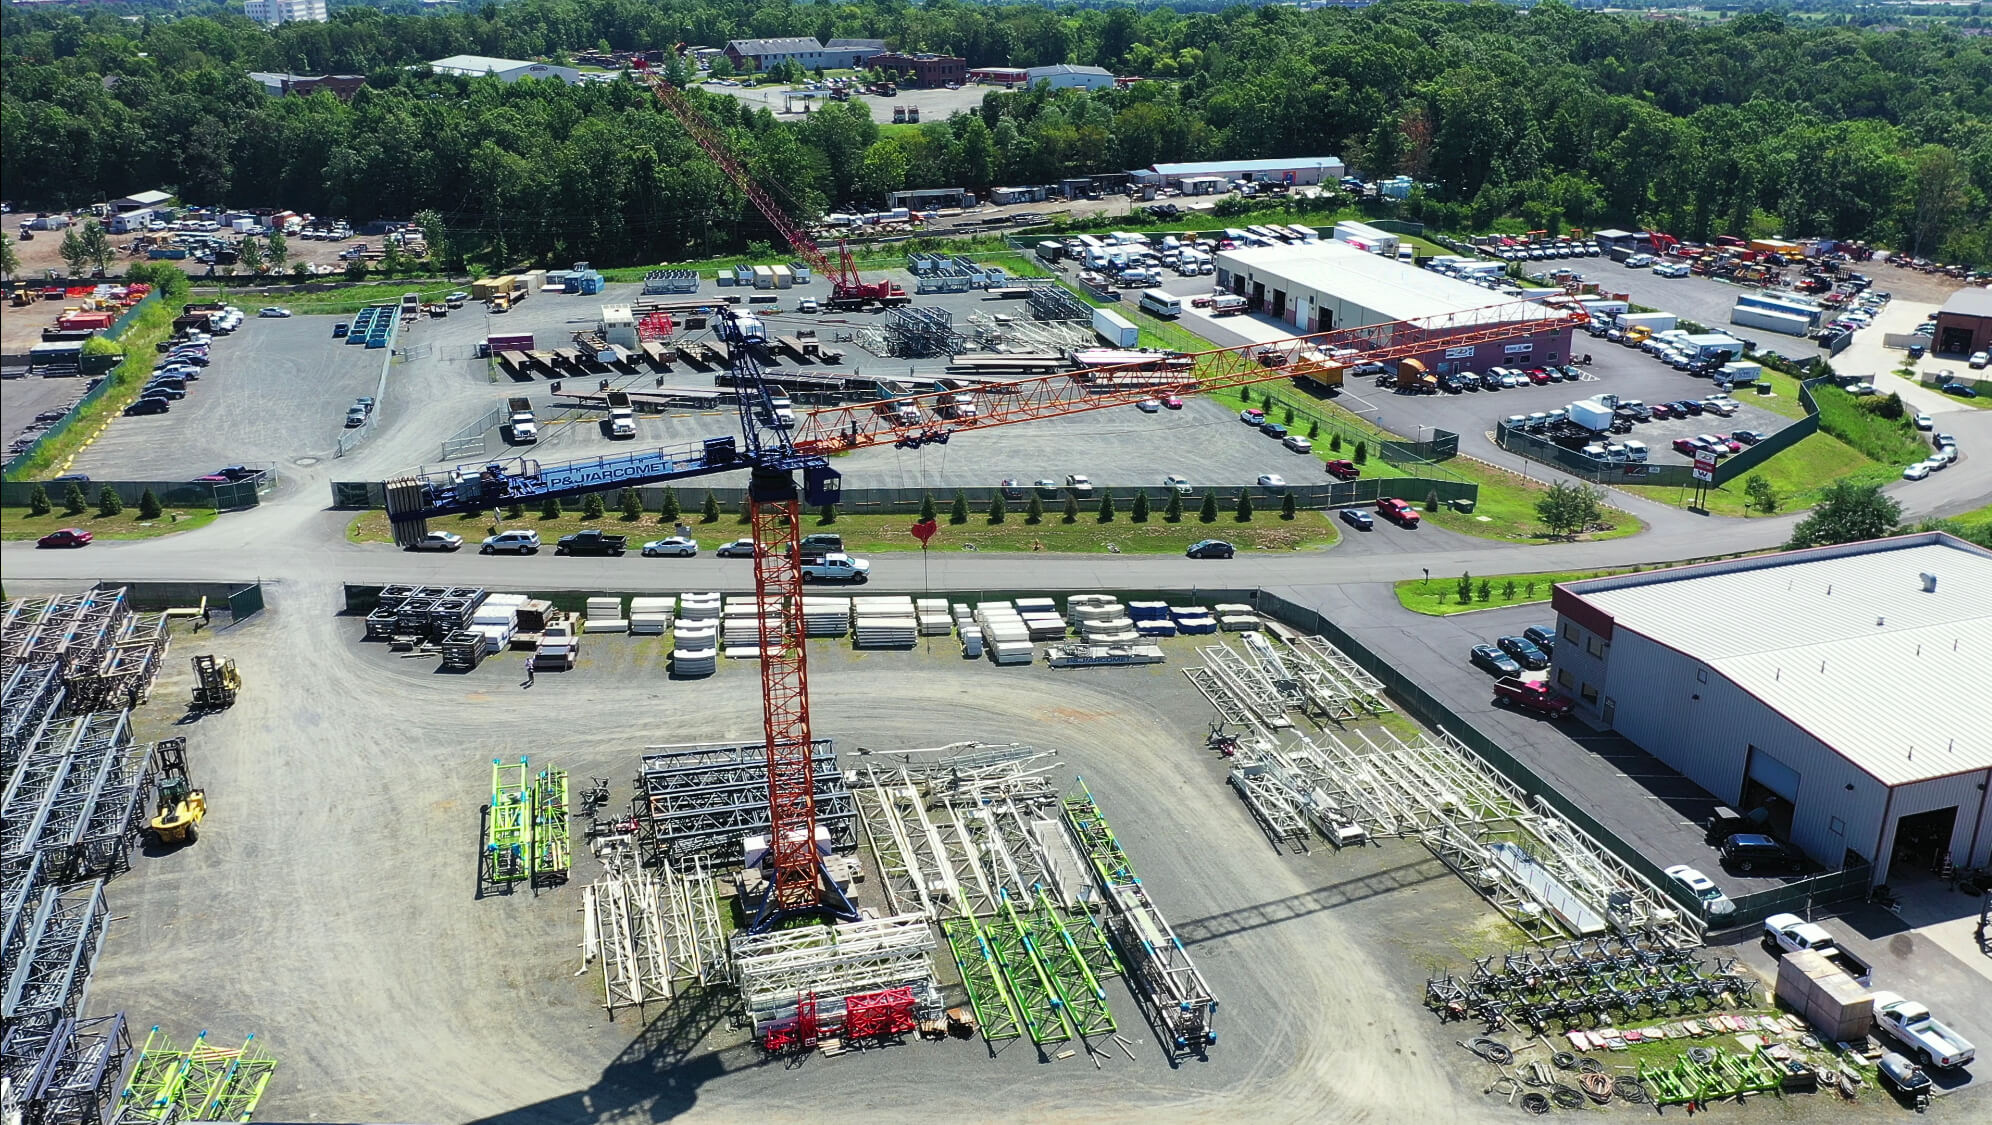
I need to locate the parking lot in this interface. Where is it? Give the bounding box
[699,80,989,126]
[1,373,92,453]
[71,315,386,479]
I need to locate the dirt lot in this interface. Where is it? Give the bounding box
[6,216,369,287]
[78,584,1548,1124]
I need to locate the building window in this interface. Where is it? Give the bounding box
[1696,668,1708,684]
[1829,816,1845,836]
[1585,635,1604,657]
[1557,670,1574,689]
[1563,623,1578,643]
[1580,683,1599,704]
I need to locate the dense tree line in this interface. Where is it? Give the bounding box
[3,0,1988,268]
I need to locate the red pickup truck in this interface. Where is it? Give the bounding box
[1493,677,1573,717]
[1376,497,1421,527]
[1325,459,1360,481]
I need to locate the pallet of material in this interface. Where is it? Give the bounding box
[1021,614,1068,641]
[629,596,676,634]
[1134,619,1178,637]
[1128,601,1171,622]
[441,630,489,670]
[855,617,918,648]
[1014,596,1058,616]
[678,592,721,620]
[803,597,852,636]
[960,626,984,658]
[585,596,628,633]
[1044,643,1165,667]
[671,647,717,676]
[1171,607,1217,635]
[1218,615,1262,632]
[722,616,765,650]
[989,639,1034,665]
[516,599,554,633]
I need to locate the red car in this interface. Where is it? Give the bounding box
[1527,368,1553,385]
[1376,497,1421,527]
[1493,676,1574,717]
[1672,437,1702,455]
[1161,395,1184,409]
[1324,459,1360,481]
[37,528,93,549]
[1649,402,1675,419]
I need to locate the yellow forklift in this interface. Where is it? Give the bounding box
[145,738,206,846]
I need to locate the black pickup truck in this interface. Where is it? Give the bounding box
[555,529,628,556]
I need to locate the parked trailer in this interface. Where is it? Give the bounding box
[1092,307,1139,348]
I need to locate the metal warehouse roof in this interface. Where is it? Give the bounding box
[430,55,540,74]
[1024,64,1114,78]
[1939,286,1992,318]
[726,38,824,54]
[1566,535,1992,786]
[1151,157,1342,177]
[1217,241,1570,325]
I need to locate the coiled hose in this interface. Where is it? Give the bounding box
[1520,1093,1550,1115]
[1550,1085,1585,1110]
[1465,1036,1514,1065]
[1614,1076,1649,1104]
[1581,1072,1615,1103]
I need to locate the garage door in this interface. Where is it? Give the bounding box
[1746,745,1801,802]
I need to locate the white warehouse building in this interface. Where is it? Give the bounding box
[428,55,582,84]
[1550,533,1992,887]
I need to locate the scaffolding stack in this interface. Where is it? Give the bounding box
[1,879,109,1040]
[0,1011,130,1125]
[117,1028,276,1123]
[882,306,966,358]
[1061,780,1217,1059]
[2,663,64,782]
[481,756,571,891]
[2,712,152,885]
[636,740,856,866]
[579,838,729,1018]
[1025,279,1091,323]
[730,914,940,1042]
[0,590,169,717]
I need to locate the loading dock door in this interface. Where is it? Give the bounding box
[1745,745,1801,802]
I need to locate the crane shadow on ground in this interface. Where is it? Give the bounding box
[1171,854,1450,946]
[467,984,760,1124]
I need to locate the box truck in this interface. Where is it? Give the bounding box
[1092,307,1139,348]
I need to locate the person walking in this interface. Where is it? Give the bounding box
[522,661,536,689]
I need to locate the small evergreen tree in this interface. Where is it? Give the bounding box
[63,483,86,516]
[1131,490,1150,523]
[1477,578,1492,602]
[818,503,838,525]
[97,486,123,517]
[658,488,681,523]
[619,489,644,520]
[1425,490,1440,512]
[1308,420,1320,439]
[1502,579,1518,600]
[1282,404,1295,424]
[1234,491,1253,521]
[919,492,938,522]
[701,491,721,522]
[27,484,51,516]
[736,497,752,523]
[949,489,970,525]
[138,489,162,519]
[1525,580,1537,598]
[1330,432,1342,453]
[1097,492,1116,522]
[988,496,1007,524]
[1062,494,1079,523]
[1280,491,1297,521]
[541,497,562,519]
[1239,387,1252,404]
[1164,491,1183,522]
[1026,493,1045,524]
[582,492,606,520]
[1457,572,1473,604]
[1198,490,1219,523]
[1354,441,1368,464]
[505,502,524,519]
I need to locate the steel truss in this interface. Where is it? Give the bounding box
[2,713,148,884]
[116,1028,276,1124]
[1275,632,1393,718]
[1,1010,131,1125]
[2,880,108,1036]
[0,591,168,718]
[729,914,939,1034]
[580,838,729,1018]
[1188,643,1291,728]
[1061,781,1216,1058]
[3,663,64,789]
[636,740,856,866]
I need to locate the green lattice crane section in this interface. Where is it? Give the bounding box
[941,917,1024,1044]
[482,757,573,891]
[118,1027,276,1123]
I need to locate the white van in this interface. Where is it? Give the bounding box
[1139,289,1185,319]
[1620,440,1648,463]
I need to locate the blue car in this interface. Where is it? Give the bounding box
[1338,508,1374,531]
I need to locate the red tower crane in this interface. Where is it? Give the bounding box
[645,75,908,309]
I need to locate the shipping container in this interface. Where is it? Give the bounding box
[1730,306,1812,337]
[752,265,775,290]
[1092,307,1139,348]
[771,265,793,289]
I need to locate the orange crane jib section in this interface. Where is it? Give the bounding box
[792,300,1588,455]
[748,493,824,918]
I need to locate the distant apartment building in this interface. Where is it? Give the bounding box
[869,52,967,87]
[243,0,328,26]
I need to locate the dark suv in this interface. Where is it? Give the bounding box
[1719,833,1803,874]
[1522,625,1557,654]
[1496,635,1549,670]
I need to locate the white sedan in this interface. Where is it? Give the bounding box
[1135,398,1162,413]
[1903,462,1931,481]
[1663,864,1736,916]
[1256,473,1287,488]
[1163,474,1193,495]
[1914,413,1933,430]
[257,306,292,318]
[641,536,699,557]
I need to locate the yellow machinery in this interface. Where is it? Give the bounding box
[191,654,240,710]
[146,738,206,846]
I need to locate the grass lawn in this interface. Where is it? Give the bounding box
[1736,370,1810,421]
[1391,551,1767,615]
[1622,430,1896,517]
[279,281,460,315]
[348,508,1340,554]
[2,506,218,541]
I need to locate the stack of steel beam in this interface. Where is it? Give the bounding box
[637,740,855,864]
[0,590,168,716]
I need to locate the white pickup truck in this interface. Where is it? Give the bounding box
[1761,913,1874,986]
[800,553,870,584]
[1871,991,1977,1069]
